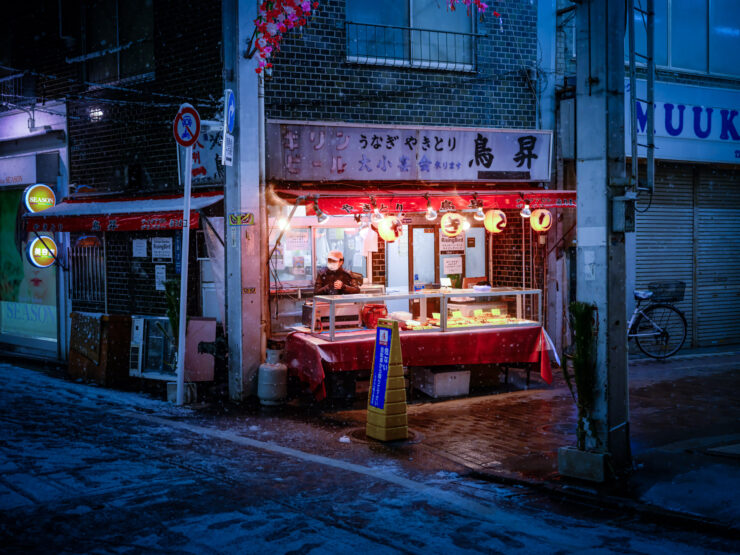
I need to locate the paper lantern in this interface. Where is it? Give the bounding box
[377,216,403,242]
[440,212,466,237]
[483,209,507,234]
[530,209,553,232]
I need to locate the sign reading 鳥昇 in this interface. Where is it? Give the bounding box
[267,121,552,182]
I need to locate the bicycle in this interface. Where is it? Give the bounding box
[627,280,687,359]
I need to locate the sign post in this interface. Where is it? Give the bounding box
[173,103,201,405]
[222,89,235,166]
[366,319,408,442]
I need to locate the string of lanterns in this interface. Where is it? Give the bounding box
[306,195,553,243]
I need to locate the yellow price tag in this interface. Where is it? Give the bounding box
[491,308,501,316]
[432,312,440,319]
[474,309,484,317]
[452,311,463,319]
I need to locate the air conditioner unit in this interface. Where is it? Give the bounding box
[129,317,145,377]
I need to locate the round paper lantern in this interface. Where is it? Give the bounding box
[440,212,466,237]
[377,216,403,242]
[483,209,507,234]
[530,209,553,232]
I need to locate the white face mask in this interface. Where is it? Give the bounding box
[327,262,340,271]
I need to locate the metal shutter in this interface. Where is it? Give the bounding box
[695,167,740,346]
[635,163,695,346]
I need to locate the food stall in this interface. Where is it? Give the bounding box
[266,120,574,400]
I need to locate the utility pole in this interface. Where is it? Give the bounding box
[223,0,262,400]
[566,0,632,479]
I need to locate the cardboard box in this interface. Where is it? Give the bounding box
[413,368,470,398]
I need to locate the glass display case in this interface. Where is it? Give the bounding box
[301,287,541,341]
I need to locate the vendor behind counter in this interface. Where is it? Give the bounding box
[314,250,361,295]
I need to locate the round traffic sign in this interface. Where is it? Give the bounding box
[226,90,236,134]
[173,103,201,148]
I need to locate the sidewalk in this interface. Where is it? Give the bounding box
[317,348,740,532]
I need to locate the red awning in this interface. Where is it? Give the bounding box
[272,187,575,216]
[23,192,223,233]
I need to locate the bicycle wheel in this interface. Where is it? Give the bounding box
[633,303,687,359]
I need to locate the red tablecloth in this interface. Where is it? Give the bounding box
[285,325,553,400]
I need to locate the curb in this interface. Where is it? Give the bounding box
[468,467,740,539]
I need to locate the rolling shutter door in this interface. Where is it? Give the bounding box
[695,167,740,346]
[635,163,695,346]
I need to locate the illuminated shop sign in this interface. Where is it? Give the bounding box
[27,236,58,268]
[24,184,56,213]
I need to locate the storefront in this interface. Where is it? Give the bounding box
[626,80,740,348]
[266,120,575,400]
[0,102,68,360]
[22,191,224,389]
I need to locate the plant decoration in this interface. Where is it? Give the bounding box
[564,301,600,451]
[247,1,499,74]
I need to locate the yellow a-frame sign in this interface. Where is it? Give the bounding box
[366,319,408,441]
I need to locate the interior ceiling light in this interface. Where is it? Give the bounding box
[314,200,330,224]
[277,217,289,230]
[425,195,437,221]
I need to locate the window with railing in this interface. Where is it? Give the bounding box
[346,0,477,71]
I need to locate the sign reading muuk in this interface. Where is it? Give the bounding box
[267,121,552,182]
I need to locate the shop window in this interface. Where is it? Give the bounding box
[315,228,367,278]
[83,0,154,84]
[269,228,313,288]
[625,0,740,78]
[346,0,476,71]
[710,0,740,76]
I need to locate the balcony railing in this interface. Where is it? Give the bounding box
[345,21,478,72]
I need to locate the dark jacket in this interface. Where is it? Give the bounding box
[314,267,361,295]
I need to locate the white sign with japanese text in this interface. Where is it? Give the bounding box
[267,121,552,182]
[151,237,173,260]
[132,239,147,258]
[155,265,167,291]
[440,233,466,253]
[443,256,463,275]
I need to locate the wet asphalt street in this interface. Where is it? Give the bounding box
[1,362,738,554]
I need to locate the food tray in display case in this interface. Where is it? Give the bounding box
[298,287,541,341]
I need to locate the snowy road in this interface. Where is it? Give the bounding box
[0,363,736,554]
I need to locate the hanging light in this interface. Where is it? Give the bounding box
[440,212,465,237]
[474,206,485,221]
[530,208,553,232]
[425,195,437,221]
[377,216,403,242]
[277,217,290,230]
[520,200,532,218]
[314,200,330,224]
[484,209,507,233]
[370,197,384,223]
[462,218,471,231]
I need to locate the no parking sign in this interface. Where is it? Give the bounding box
[173,103,201,147]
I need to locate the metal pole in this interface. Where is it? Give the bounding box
[175,144,193,406]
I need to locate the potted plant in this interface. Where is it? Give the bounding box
[558,301,608,481]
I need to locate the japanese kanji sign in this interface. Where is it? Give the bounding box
[267,121,552,182]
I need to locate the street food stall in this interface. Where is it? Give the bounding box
[266,120,574,400]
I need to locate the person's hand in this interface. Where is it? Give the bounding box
[333,280,343,290]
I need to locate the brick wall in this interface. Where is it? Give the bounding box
[265,0,538,127]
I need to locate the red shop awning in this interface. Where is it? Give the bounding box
[23,192,223,233]
[272,187,576,216]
